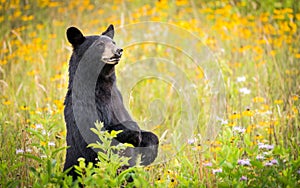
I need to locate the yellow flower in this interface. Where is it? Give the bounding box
[3,100,11,105]
[266,128,274,134]
[36,24,44,30]
[274,99,283,104]
[255,134,263,140]
[175,0,188,6]
[292,106,298,114]
[30,124,36,129]
[27,70,38,76]
[229,113,241,120]
[13,10,22,18]
[49,33,57,39]
[49,1,61,7]
[40,141,46,146]
[227,122,236,127]
[20,105,29,111]
[53,99,64,112]
[260,15,269,22]
[0,59,7,65]
[273,14,285,20]
[270,50,276,57]
[246,125,254,133]
[253,96,265,103]
[21,15,34,21]
[295,54,300,59]
[259,104,270,112]
[292,95,298,101]
[283,8,293,14]
[259,121,268,127]
[44,97,51,102]
[242,109,254,117]
[50,74,62,82]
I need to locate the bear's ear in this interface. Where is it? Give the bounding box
[66,27,86,46]
[101,24,114,39]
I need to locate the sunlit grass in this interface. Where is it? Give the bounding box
[0,0,299,187]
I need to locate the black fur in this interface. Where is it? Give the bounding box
[63,25,159,180]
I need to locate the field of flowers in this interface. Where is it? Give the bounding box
[0,0,299,187]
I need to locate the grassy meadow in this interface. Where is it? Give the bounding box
[0,0,300,187]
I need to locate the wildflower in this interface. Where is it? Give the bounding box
[256,155,264,160]
[203,162,213,167]
[240,176,247,181]
[292,106,298,114]
[238,159,251,166]
[242,108,254,116]
[212,168,222,174]
[271,159,278,165]
[233,126,246,134]
[263,151,270,156]
[274,99,283,104]
[292,95,299,101]
[297,169,300,174]
[258,143,274,150]
[237,76,246,82]
[192,145,202,151]
[3,100,11,105]
[40,141,46,146]
[264,162,273,166]
[217,117,228,125]
[20,105,29,111]
[16,149,24,154]
[229,112,241,119]
[239,87,251,95]
[40,155,47,158]
[228,122,237,126]
[188,138,197,144]
[26,148,32,153]
[48,141,55,146]
[252,97,265,103]
[221,119,228,125]
[35,124,43,129]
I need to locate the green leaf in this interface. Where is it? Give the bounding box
[26,128,45,141]
[29,166,38,175]
[21,153,43,163]
[47,159,52,178]
[110,130,123,138]
[51,146,68,157]
[87,143,101,149]
[97,152,108,162]
[224,161,234,169]
[250,160,263,169]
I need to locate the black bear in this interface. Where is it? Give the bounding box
[63,25,159,179]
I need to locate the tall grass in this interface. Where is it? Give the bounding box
[0,0,299,187]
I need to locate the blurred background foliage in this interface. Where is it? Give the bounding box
[0,0,299,187]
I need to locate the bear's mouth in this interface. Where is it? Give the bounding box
[102,55,121,64]
[108,56,121,62]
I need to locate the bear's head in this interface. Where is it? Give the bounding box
[66,25,123,65]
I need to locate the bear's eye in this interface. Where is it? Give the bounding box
[112,41,116,45]
[96,41,105,46]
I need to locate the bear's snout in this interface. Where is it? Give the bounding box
[114,48,123,57]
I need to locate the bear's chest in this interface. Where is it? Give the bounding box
[95,84,133,126]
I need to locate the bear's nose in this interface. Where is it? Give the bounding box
[116,48,123,56]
